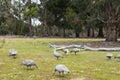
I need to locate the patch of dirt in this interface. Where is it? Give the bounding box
[0,62,4,65]
[52,41,120,48]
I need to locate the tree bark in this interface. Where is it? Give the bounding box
[105,2,118,42]
[28,15,33,37]
[47,26,52,36]
[28,0,33,37]
[105,23,117,42]
[41,1,48,37]
[29,25,33,37]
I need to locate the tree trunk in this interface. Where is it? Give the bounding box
[28,16,33,37]
[28,17,33,37]
[29,25,33,37]
[18,0,22,34]
[87,27,90,37]
[105,2,118,42]
[105,24,117,42]
[28,0,33,37]
[97,26,104,37]
[119,31,120,37]
[42,2,48,37]
[63,28,66,38]
[92,28,94,37]
[75,32,79,38]
[47,26,51,36]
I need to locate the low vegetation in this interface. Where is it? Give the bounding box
[0,38,120,80]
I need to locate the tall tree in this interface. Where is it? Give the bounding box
[23,0,39,36]
[105,0,120,42]
[94,0,120,41]
[46,0,71,37]
[69,0,90,37]
[65,7,82,38]
[39,0,49,36]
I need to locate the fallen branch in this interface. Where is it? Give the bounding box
[49,43,83,50]
[49,43,120,51]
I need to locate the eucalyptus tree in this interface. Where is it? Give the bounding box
[0,0,3,17]
[9,0,25,35]
[105,0,120,42]
[0,0,5,35]
[0,0,26,35]
[46,0,96,38]
[38,0,51,36]
[85,0,99,37]
[0,0,5,24]
[22,0,39,36]
[65,7,80,37]
[0,0,16,35]
[46,0,71,37]
[93,0,120,41]
[67,0,91,38]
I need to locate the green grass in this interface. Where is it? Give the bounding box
[0,38,120,80]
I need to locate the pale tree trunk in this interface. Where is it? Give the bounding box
[41,0,48,37]
[29,18,33,37]
[48,26,53,37]
[18,0,22,34]
[28,0,33,37]
[87,27,94,37]
[42,8,48,36]
[60,28,64,38]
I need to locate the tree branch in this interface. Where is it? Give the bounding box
[97,16,107,23]
[49,43,120,51]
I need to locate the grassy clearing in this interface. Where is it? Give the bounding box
[0,38,120,80]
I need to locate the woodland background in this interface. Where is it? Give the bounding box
[0,0,120,42]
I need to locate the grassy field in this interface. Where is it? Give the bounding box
[0,38,120,80]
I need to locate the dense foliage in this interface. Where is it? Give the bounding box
[0,0,120,41]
